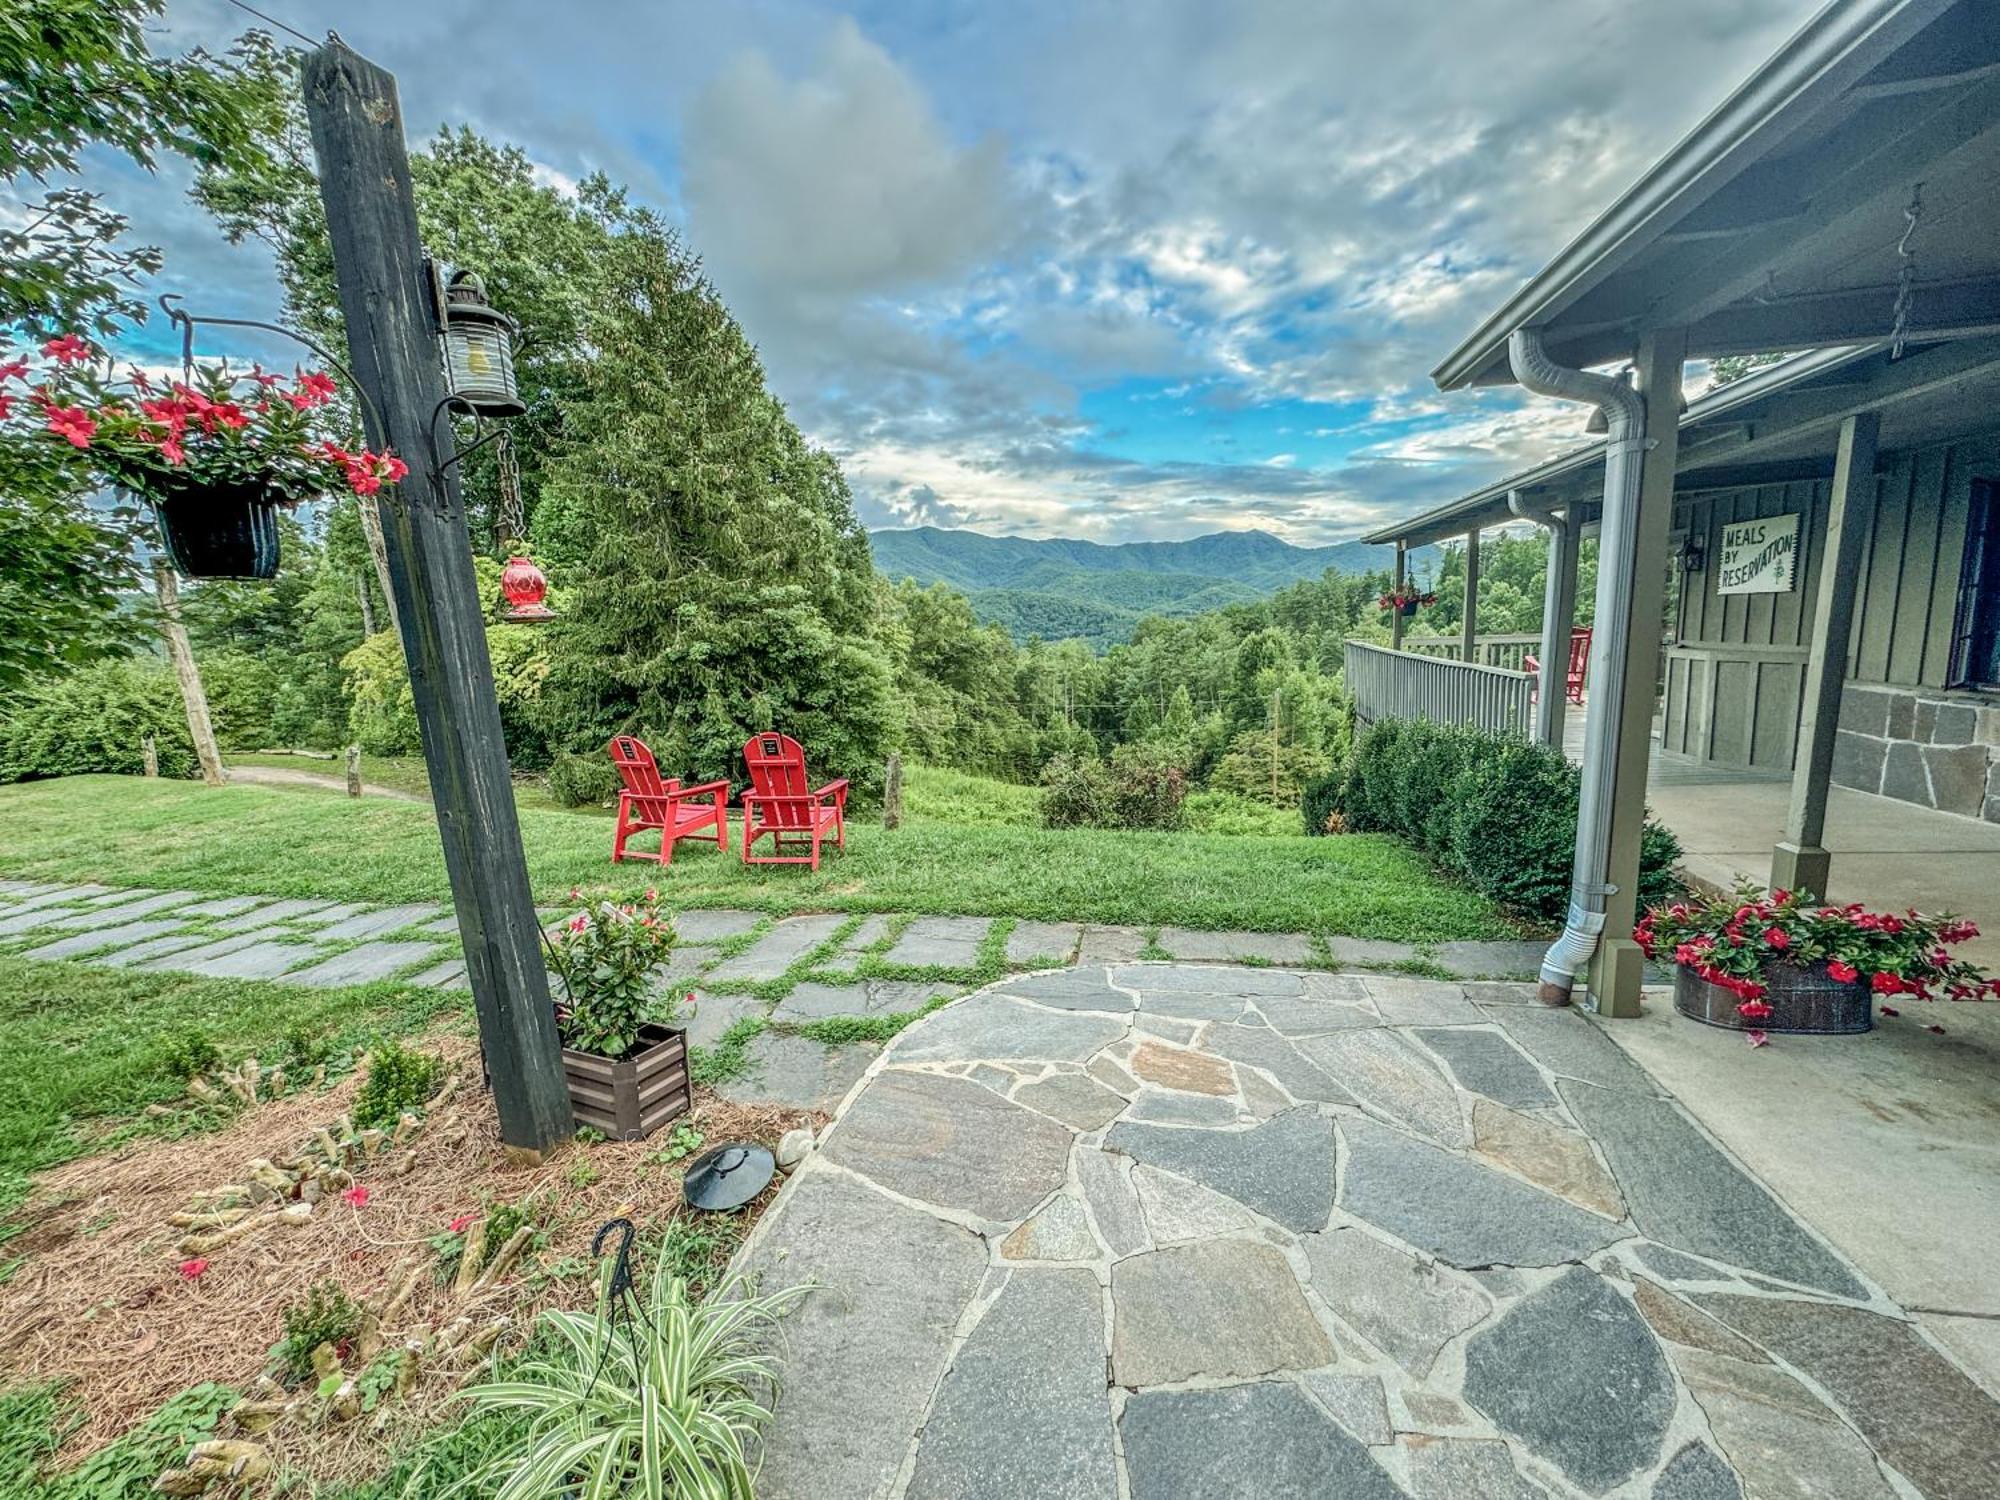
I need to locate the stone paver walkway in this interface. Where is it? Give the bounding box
[738,963,2000,1500]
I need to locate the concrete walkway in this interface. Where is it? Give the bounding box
[740,964,2000,1500]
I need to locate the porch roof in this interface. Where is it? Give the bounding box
[1368,333,2000,548]
[1433,0,2000,391]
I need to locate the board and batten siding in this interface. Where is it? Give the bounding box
[1660,432,2000,771]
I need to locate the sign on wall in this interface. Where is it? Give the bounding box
[1717,513,1801,595]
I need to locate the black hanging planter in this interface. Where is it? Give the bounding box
[152,479,285,580]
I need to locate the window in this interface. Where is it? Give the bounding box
[1949,479,2000,689]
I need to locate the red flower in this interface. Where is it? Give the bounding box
[209,401,250,431]
[1870,971,1905,995]
[1736,999,1774,1021]
[44,405,95,448]
[0,394,12,421]
[1879,1004,1900,1017]
[41,334,93,365]
[0,359,27,382]
[379,454,408,483]
[1745,1029,1769,1048]
[250,366,284,388]
[157,436,185,466]
[177,1257,210,1281]
[1827,960,1859,984]
[1770,889,1792,905]
[294,370,338,406]
[342,1185,370,1208]
[448,1213,474,1234]
[567,913,588,933]
[1762,926,1790,951]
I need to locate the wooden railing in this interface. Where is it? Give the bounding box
[1344,640,1534,738]
[1398,632,1542,672]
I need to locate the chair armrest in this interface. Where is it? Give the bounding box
[672,779,730,801]
[813,778,851,807]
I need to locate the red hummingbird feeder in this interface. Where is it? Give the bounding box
[500,554,555,622]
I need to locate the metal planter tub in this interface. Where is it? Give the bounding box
[1673,960,1872,1035]
[562,1022,692,1140]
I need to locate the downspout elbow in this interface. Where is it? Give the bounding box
[1508,327,1644,440]
[1507,490,1559,530]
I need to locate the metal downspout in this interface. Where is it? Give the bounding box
[1508,328,1648,1005]
[1507,489,1567,740]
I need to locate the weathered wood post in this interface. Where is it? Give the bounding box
[345,745,363,798]
[154,563,225,787]
[303,40,571,1159]
[142,735,158,778]
[1459,527,1481,663]
[882,753,904,830]
[1391,541,1409,650]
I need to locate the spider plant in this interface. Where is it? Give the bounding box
[440,1250,807,1500]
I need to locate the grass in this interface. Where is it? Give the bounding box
[0,774,1516,940]
[223,750,572,814]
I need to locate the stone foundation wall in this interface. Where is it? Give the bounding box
[1832,683,2000,821]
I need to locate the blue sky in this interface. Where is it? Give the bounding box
[88,0,1822,542]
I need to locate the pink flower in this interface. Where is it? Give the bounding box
[1827,960,1859,983]
[379,454,408,483]
[178,1257,210,1281]
[342,1185,370,1208]
[1762,926,1790,951]
[0,359,27,383]
[250,366,283,388]
[0,394,12,421]
[41,334,92,365]
[567,887,582,900]
[44,404,95,448]
[293,370,338,406]
[1870,971,1905,996]
[645,888,658,902]
[448,1213,474,1234]
[1745,1029,1769,1048]
[1736,999,1774,1022]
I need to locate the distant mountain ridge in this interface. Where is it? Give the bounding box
[869,526,1394,647]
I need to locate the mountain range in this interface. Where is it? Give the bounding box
[868,526,1396,646]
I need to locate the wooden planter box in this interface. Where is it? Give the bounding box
[562,1022,691,1140]
[1672,960,1872,1035]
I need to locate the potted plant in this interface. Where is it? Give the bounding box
[1637,884,1994,1036]
[1,335,405,578]
[1378,585,1437,618]
[545,892,691,1140]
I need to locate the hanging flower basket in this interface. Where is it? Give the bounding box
[0,335,405,580]
[1378,588,1437,617]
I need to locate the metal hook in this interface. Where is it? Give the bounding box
[153,294,387,440]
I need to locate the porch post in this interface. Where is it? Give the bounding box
[1587,328,1685,1017]
[1773,411,1878,899]
[1537,509,1581,747]
[1391,541,1409,650]
[1460,528,1481,663]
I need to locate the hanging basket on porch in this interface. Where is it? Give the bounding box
[152,478,287,580]
[1379,589,1437,617]
[1672,959,1872,1035]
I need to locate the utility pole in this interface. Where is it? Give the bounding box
[303,40,571,1159]
[1269,685,1281,806]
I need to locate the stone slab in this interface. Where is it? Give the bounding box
[1074,1145,1149,1258]
[1075,925,1147,962]
[417,911,464,936]
[1127,1039,1234,1095]
[1112,964,1305,999]
[1561,1080,1865,1298]
[1417,1028,1555,1109]
[174,939,323,980]
[212,898,340,932]
[1156,928,1314,964]
[410,959,468,991]
[906,1267,1116,1500]
[1120,1383,1404,1500]
[1482,1005,1661,1094]
[1197,1022,1355,1106]
[1304,1224,1491,1377]
[1653,1442,1743,1500]
[891,993,1126,1064]
[1667,1345,1897,1500]
[826,913,894,966]
[1325,936,1419,966]
[176,895,265,919]
[1405,1438,1548,1500]
[819,1069,1071,1222]
[1004,921,1082,964]
[1630,1280,1766,1362]
[1111,1239,1331,1386]
[309,903,442,939]
[94,931,215,969]
[670,908,764,944]
[1254,984,1380,1037]
[683,991,764,1050]
[286,902,371,927]
[1107,1107,1334,1233]
[1692,1293,2000,1500]
[1431,940,1549,979]
[715,1032,877,1113]
[39,890,195,930]
[1302,1371,1392,1446]
[881,915,991,969]
[283,941,442,989]
[1471,1099,1624,1219]
[1120,1090,1239,1125]
[1463,981,1544,1006]
[999,1193,1100,1262]
[705,914,846,981]
[769,981,879,1022]
[1013,1071,1127,1131]
[1632,1242,1732,1285]
[998,968,1135,1012]
[1361,975,1484,1026]
[739,1171,986,1500]
[1297,1028,1469,1147]
[24,918,191,961]
[1131,1163,1254,1244]
[1338,1116,1628,1268]
[1462,1266,1674,1493]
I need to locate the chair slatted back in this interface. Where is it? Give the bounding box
[1568,627,1592,692]
[609,736,674,823]
[744,733,812,829]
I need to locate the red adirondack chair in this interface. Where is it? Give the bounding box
[740,733,848,870]
[607,736,730,866]
[1525,626,1593,705]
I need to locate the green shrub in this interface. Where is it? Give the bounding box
[1301,772,1343,836]
[545,749,619,809]
[198,651,282,749]
[1104,742,1188,831]
[0,659,196,783]
[1336,718,1682,924]
[160,1030,223,1081]
[1039,752,1109,830]
[341,631,421,755]
[351,1038,447,1129]
[276,1280,363,1385]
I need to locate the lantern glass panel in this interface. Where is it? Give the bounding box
[446,320,518,408]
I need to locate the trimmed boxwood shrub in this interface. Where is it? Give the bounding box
[0,658,198,783]
[1336,718,1682,923]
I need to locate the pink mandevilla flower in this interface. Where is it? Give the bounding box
[342,1185,370,1208]
[42,334,92,364]
[178,1257,210,1281]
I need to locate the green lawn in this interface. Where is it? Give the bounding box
[0,774,1515,939]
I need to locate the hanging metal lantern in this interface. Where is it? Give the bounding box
[441,271,525,417]
[500,554,555,622]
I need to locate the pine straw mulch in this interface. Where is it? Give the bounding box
[0,1034,817,1488]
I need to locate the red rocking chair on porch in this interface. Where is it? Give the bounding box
[607,736,730,866]
[740,732,849,870]
[1525,625,1593,705]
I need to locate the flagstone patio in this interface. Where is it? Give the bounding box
[736,963,2000,1500]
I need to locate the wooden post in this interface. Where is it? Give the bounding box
[345,744,363,798]
[1270,685,1281,806]
[303,40,570,1157]
[142,735,158,778]
[1587,328,1685,1018]
[154,563,225,788]
[1535,508,1582,749]
[1460,528,1481,663]
[882,753,904,830]
[1774,411,1879,899]
[1391,542,1409,650]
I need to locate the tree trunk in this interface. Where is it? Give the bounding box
[883,753,904,830]
[142,735,158,777]
[356,496,400,637]
[155,564,226,787]
[356,569,378,636]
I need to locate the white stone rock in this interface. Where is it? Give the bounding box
[777,1127,815,1172]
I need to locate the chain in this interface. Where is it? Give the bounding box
[1889,181,1924,361]
[495,427,526,549]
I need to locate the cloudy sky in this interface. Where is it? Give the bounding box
[108,0,1820,542]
